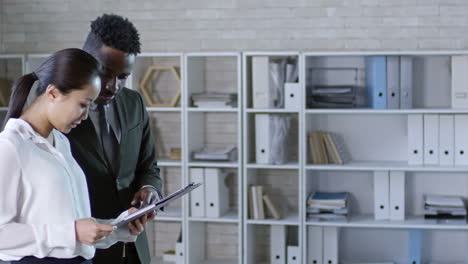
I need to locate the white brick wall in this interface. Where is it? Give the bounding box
[1,0,468,53]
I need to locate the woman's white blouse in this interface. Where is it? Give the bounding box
[0,119,135,261]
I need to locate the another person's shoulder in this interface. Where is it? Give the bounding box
[120,87,144,101]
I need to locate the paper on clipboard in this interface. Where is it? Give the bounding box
[114,182,202,228]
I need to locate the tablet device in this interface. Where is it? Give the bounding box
[114,182,202,228]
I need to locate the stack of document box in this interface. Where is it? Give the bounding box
[424,194,467,221]
[307,85,356,108]
[307,191,349,221]
[191,92,237,108]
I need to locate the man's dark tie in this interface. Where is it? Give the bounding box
[98,104,119,173]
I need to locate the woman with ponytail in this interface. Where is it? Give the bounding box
[0,48,143,264]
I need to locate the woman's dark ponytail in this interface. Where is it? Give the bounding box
[2,73,38,128]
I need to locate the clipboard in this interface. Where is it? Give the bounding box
[114,182,202,228]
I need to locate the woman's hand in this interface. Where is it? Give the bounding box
[75,218,114,245]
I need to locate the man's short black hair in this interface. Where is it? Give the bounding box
[83,14,141,55]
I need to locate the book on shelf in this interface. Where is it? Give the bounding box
[192,146,237,161]
[162,250,176,262]
[308,131,350,165]
[263,193,281,219]
[249,185,282,220]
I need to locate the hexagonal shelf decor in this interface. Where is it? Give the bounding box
[139,66,181,107]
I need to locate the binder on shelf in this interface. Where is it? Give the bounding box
[287,245,300,264]
[454,115,468,165]
[451,55,468,109]
[175,242,184,264]
[308,226,323,264]
[374,171,390,220]
[189,168,205,217]
[366,56,387,109]
[323,227,339,264]
[423,114,439,165]
[439,115,454,166]
[270,225,287,264]
[284,82,301,110]
[204,168,229,218]
[407,229,422,264]
[386,56,400,109]
[255,114,270,164]
[399,56,413,109]
[252,56,273,108]
[407,115,423,165]
[389,171,405,220]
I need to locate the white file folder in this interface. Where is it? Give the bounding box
[253,56,272,108]
[323,227,339,264]
[284,82,301,110]
[389,171,405,220]
[439,115,454,166]
[423,114,439,165]
[408,114,423,165]
[255,114,271,164]
[455,115,468,165]
[270,225,286,264]
[286,245,300,264]
[175,242,184,264]
[399,56,413,109]
[204,168,229,218]
[308,226,323,264]
[451,56,468,109]
[374,171,390,220]
[386,56,400,109]
[190,168,205,217]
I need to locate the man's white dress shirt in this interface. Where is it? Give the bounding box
[0,119,135,261]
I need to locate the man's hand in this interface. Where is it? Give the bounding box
[127,207,145,236]
[75,218,114,245]
[130,187,158,224]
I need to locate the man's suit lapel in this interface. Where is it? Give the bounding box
[114,94,127,177]
[78,118,110,170]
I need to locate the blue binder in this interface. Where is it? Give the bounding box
[366,56,387,109]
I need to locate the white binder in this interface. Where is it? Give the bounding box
[423,114,439,165]
[189,168,205,217]
[284,82,301,110]
[389,171,405,220]
[252,56,272,108]
[308,226,323,264]
[255,114,271,164]
[286,245,300,264]
[374,171,390,220]
[454,115,468,165]
[270,225,286,264]
[323,227,339,264]
[407,114,423,165]
[204,168,229,218]
[399,56,413,109]
[386,56,400,109]
[451,55,468,109]
[439,115,454,166]
[175,242,184,264]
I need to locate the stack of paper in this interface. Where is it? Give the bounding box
[424,194,467,221]
[307,85,356,108]
[191,92,237,108]
[192,146,237,161]
[307,191,349,221]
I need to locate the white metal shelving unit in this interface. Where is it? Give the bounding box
[184,52,242,264]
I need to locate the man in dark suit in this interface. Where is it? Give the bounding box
[68,14,162,264]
